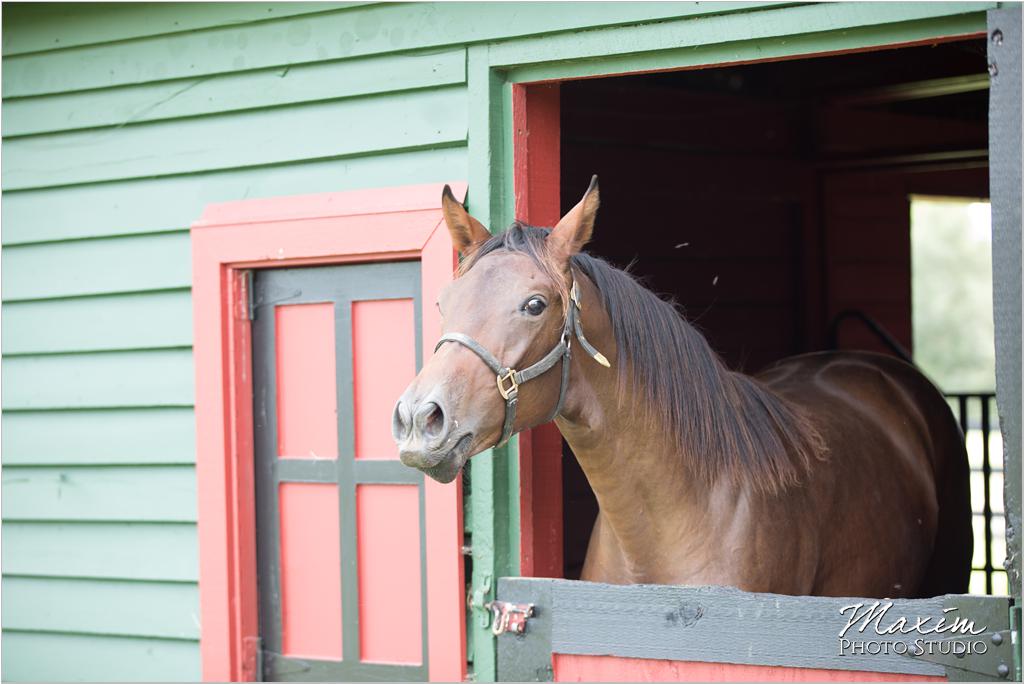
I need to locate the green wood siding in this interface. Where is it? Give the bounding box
[2,466,197,522]
[2,577,200,638]
[1,147,465,244]
[2,350,194,409]
[1,632,200,682]
[2,291,193,354]
[3,522,198,581]
[2,49,466,135]
[2,409,196,465]
[0,2,993,681]
[2,234,191,300]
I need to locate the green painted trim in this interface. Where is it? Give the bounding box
[466,45,507,231]
[507,12,990,83]
[490,2,993,77]
[465,43,523,682]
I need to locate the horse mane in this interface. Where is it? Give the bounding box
[461,222,827,495]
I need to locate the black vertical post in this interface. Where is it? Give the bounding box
[981,396,993,595]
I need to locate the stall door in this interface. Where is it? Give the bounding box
[252,261,427,681]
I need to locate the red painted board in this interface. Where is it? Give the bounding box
[352,298,416,460]
[278,483,343,660]
[553,654,947,682]
[275,303,338,460]
[357,484,423,664]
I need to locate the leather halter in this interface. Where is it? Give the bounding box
[434,276,610,448]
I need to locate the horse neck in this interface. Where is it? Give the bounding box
[554,274,730,577]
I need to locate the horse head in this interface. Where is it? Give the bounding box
[392,178,602,482]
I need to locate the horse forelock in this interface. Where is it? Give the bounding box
[458,221,827,495]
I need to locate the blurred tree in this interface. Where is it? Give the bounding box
[911,197,996,393]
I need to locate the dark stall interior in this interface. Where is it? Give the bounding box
[559,39,991,579]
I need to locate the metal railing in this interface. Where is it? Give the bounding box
[946,392,1005,595]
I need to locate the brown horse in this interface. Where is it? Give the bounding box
[392,178,972,598]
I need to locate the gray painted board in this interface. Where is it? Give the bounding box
[496,578,554,682]
[987,5,1022,597]
[499,578,1012,678]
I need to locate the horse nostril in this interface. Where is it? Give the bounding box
[415,401,447,442]
[392,400,412,442]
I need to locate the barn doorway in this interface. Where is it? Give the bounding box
[545,38,1000,592]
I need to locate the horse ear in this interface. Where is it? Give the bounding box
[441,185,491,255]
[550,175,599,260]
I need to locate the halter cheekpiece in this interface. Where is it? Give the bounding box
[434,275,611,448]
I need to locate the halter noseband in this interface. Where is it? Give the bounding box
[434,276,610,448]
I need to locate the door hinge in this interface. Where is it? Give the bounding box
[1010,603,1021,682]
[485,600,535,636]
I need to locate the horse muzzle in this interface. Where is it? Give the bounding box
[392,394,474,482]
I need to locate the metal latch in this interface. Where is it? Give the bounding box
[468,574,493,628]
[486,600,534,635]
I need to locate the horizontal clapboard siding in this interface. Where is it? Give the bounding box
[2,350,194,409]
[2,233,191,300]
[2,291,193,354]
[3,522,198,581]
[2,576,200,638]
[1,2,360,56]
[1,2,758,97]
[1,146,465,245]
[2,408,196,465]
[2,466,197,522]
[1,632,200,682]
[3,85,468,189]
[2,49,466,136]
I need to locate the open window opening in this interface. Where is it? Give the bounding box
[546,38,1001,595]
[910,195,1005,595]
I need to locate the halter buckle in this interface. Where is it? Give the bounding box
[497,369,519,400]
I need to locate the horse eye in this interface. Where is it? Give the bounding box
[524,297,547,316]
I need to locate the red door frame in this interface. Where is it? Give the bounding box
[191,182,467,681]
[513,83,566,579]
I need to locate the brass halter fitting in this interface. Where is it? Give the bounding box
[496,369,519,400]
